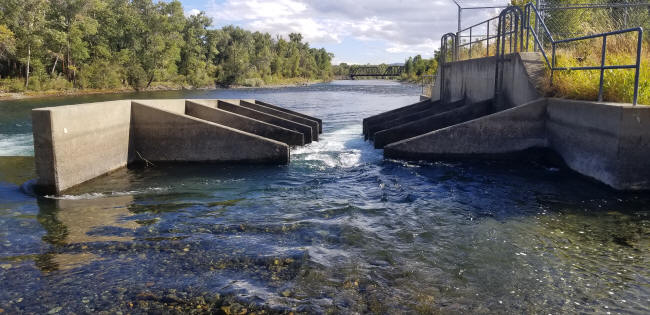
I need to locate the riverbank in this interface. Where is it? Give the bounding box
[0,79,325,101]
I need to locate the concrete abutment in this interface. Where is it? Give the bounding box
[366,53,650,191]
[32,99,320,194]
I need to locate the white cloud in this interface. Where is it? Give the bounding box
[205,0,510,62]
[185,8,201,17]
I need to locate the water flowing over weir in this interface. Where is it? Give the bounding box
[0,81,649,314]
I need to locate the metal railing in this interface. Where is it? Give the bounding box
[457,16,500,60]
[494,6,525,99]
[522,3,643,105]
[440,33,458,104]
[442,2,645,105]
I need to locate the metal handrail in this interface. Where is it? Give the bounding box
[440,33,458,105]
[456,16,499,60]
[495,6,525,99]
[523,3,643,105]
[443,3,645,106]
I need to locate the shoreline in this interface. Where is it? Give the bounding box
[0,80,325,101]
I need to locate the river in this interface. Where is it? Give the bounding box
[0,80,648,314]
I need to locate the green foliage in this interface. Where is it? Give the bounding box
[0,0,333,92]
[400,54,438,82]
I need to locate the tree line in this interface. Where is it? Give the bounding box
[332,54,438,82]
[0,0,334,92]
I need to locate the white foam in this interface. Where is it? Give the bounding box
[0,133,33,156]
[292,125,382,169]
[45,187,168,200]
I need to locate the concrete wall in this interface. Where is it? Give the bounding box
[131,101,289,164]
[32,99,317,193]
[362,99,433,138]
[366,100,463,140]
[374,100,494,149]
[384,99,547,160]
[186,100,304,146]
[32,100,133,193]
[255,100,323,133]
[547,99,650,190]
[239,100,319,141]
[441,53,541,110]
[382,97,650,191]
[216,100,313,144]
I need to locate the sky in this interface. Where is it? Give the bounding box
[179,0,510,65]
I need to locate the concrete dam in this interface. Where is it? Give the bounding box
[364,52,650,191]
[32,99,321,194]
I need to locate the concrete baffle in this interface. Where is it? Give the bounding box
[365,52,650,191]
[31,99,321,194]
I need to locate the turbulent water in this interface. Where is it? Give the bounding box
[0,81,648,314]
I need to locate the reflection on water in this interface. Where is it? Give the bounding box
[0,81,649,314]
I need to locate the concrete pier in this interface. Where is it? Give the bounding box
[32,99,319,194]
[239,100,320,141]
[186,101,305,146]
[365,53,650,190]
[213,100,314,144]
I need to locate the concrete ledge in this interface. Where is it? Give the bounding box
[239,100,319,141]
[255,100,323,134]
[32,100,132,193]
[216,100,314,144]
[131,101,289,163]
[366,100,463,140]
[546,99,650,190]
[362,99,433,138]
[384,99,547,159]
[375,99,494,149]
[186,101,304,146]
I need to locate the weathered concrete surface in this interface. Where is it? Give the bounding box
[547,99,650,190]
[131,101,289,164]
[186,101,304,146]
[440,53,542,110]
[239,100,319,141]
[374,99,494,149]
[32,100,133,193]
[362,99,433,138]
[255,100,323,134]
[383,99,547,159]
[366,100,464,141]
[216,100,314,144]
[33,99,319,193]
[382,97,650,191]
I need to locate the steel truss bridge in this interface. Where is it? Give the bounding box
[349,66,405,79]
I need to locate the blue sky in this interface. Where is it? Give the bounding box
[179,0,509,64]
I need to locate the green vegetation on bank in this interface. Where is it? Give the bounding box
[0,0,333,94]
[511,0,649,104]
[332,54,438,83]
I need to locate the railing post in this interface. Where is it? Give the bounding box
[550,43,556,86]
[469,27,473,59]
[525,5,530,51]
[487,22,490,57]
[633,29,643,106]
[598,36,607,102]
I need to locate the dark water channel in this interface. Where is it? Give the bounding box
[0,81,648,314]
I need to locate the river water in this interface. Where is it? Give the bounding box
[0,81,648,314]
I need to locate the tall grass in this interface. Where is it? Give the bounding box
[544,34,649,105]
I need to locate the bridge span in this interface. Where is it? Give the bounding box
[349,66,404,79]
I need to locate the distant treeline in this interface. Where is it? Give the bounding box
[0,0,333,92]
[333,54,438,82]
